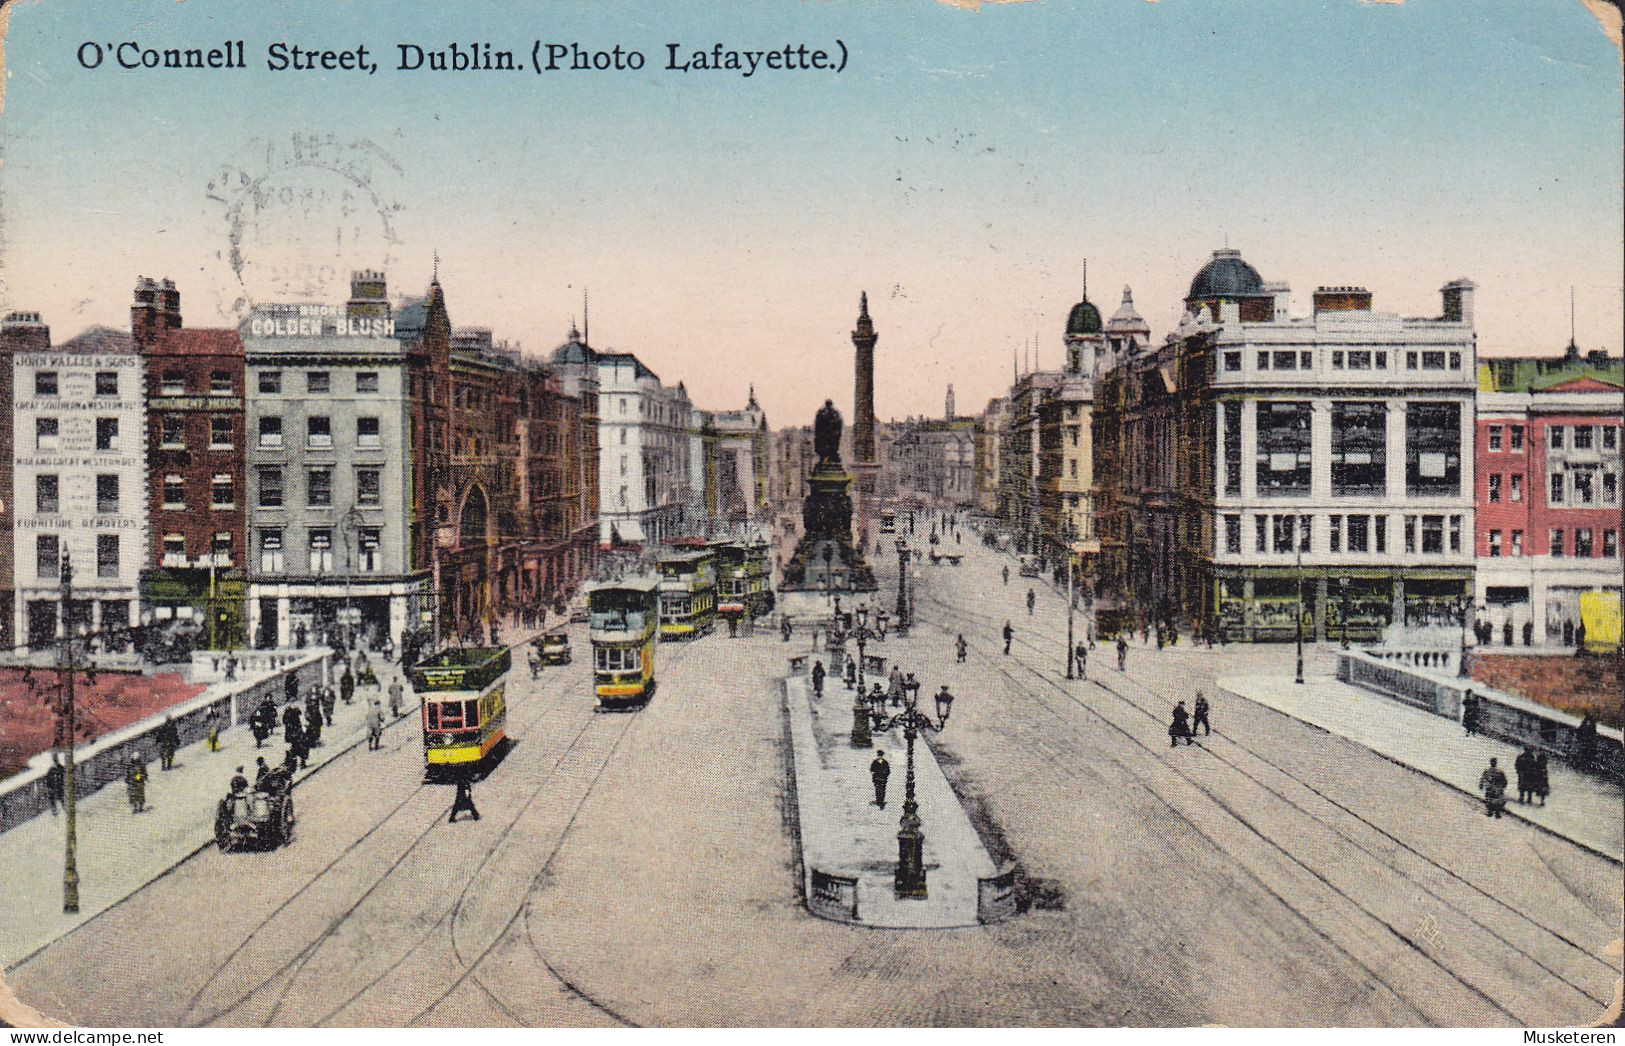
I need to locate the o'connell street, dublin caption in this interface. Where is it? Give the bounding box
[0,0,1621,1034]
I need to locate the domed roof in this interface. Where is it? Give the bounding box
[1106,285,1149,333]
[1188,248,1264,299]
[1066,299,1103,337]
[550,325,594,364]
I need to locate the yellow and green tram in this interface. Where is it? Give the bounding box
[588,577,659,709]
[411,646,511,775]
[655,548,717,640]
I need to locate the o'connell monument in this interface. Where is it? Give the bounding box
[782,399,877,592]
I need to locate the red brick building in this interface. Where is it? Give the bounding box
[1475,341,1622,648]
[133,277,248,647]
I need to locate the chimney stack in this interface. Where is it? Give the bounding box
[131,276,182,348]
[1312,286,1373,315]
[1440,279,1476,325]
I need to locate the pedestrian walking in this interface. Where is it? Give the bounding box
[1462,691,1481,737]
[1479,758,1508,818]
[449,777,481,822]
[1192,692,1211,736]
[388,679,405,719]
[844,658,857,690]
[1169,701,1194,747]
[870,750,891,808]
[251,697,276,748]
[320,684,337,727]
[254,756,270,789]
[46,752,65,816]
[282,701,303,743]
[1514,746,1537,804]
[1002,564,1009,587]
[887,665,903,707]
[156,716,180,771]
[1026,588,1036,616]
[295,622,308,649]
[1074,641,1088,680]
[1116,635,1128,671]
[956,634,968,663]
[1575,713,1598,772]
[282,744,301,775]
[811,659,826,698]
[125,755,147,813]
[366,701,385,751]
[1003,621,1014,655]
[205,708,222,753]
[1533,752,1550,807]
[304,695,324,749]
[340,667,356,707]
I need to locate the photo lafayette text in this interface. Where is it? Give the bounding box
[74,39,850,77]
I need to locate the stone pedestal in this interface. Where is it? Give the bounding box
[783,460,877,592]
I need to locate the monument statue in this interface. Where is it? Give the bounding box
[814,399,843,463]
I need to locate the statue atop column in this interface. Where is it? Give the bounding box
[814,398,843,464]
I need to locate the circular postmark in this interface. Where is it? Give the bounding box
[205,133,405,312]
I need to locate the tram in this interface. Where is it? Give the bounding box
[588,577,660,709]
[411,645,511,775]
[655,548,717,640]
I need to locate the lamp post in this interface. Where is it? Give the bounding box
[60,553,80,913]
[848,607,880,747]
[1294,547,1305,685]
[341,505,363,650]
[1063,519,1076,680]
[821,543,834,606]
[1339,575,1352,650]
[1456,594,1472,678]
[870,673,951,899]
[894,540,910,636]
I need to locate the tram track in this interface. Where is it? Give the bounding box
[913,573,1615,1023]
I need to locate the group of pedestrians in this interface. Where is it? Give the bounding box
[1168,693,1212,746]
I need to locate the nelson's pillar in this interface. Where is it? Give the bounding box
[850,292,880,548]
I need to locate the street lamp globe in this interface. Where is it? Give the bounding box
[934,685,954,725]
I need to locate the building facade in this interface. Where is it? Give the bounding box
[11,326,147,648]
[1475,343,1622,648]
[0,312,51,651]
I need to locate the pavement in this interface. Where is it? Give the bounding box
[1218,673,1624,862]
[0,653,413,970]
[783,664,997,927]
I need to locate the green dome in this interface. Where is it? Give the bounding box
[1066,300,1103,336]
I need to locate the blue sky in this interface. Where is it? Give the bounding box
[2,0,1619,426]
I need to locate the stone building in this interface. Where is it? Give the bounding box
[0,312,50,650]
[133,278,248,647]
[10,324,147,648]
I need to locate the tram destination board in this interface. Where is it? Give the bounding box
[409,646,512,693]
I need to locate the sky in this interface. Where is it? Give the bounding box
[1,0,1620,431]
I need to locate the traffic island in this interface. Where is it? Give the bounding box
[781,663,1013,928]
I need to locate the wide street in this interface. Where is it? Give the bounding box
[7,538,1620,1027]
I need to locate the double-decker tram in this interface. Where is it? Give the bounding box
[655,548,717,640]
[588,577,659,710]
[411,645,511,777]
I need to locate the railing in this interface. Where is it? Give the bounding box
[808,868,860,922]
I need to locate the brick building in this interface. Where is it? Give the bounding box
[133,277,248,647]
[1474,341,1622,648]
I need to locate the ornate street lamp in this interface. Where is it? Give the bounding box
[1456,593,1472,678]
[847,607,881,747]
[1294,547,1305,686]
[894,540,910,636]
[871,672,952,899]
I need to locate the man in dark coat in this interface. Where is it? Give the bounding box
[1169,701,1193,747]
[1533,753,1550,806]
[1514,746,1537,803]
[1074,642,1088,680]
[844,658,857,690]
[251,698,276,747]
[811,660,825,698]
[320,684,337,726]
[156,716,180,771]
[46,752,65,815]
[1461,691,1481,736]
[1002,621,1014,656]
[1116,635,1128,671]
[340,668,356,706]
[870,750,891,809]
[1192,693,1211,737]
[282,702,303,744]
[1575,714,1598,771]
[304,697,323,749]
[956,634,968,663]
[449,778,481,822]
[1479,758,1508,818]
[254,756,271,789]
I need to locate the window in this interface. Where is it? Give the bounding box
[1510,425,1524,450]
[1224,515,1241,554]
[163,474,185,508]
[161,370,186,395]
[258,371,282,394]
[35,371,58,397]
[1223,351,1240,372]
[619,429,627,446]
[1271,350,1298,371]
[1374,351,1388,370]
[1255,515,1268,553]
[356,372,379,394]
[1574,528,1593,557]
[1405,403,1461,495]
[210,370,233,395]
[307,416,333,448]
[1575,469,1595,504]
[1574,425,1593,450]
[1331,351,1346,369]
[306,371,331,394]
[1551,529,1565,557]
[1272,514,1296,553]
[1256,402,1312,496]
[357,417,381,448]
[1605,426,1618,451]
[308,529,334,572]
[1605,473,1618,504]
[1449,352,1462,370]
[1223,402,1242,496]
[1348,515,1370,553]
[36,417,59,451]
[258,467,284,507]
[163,535,186,564]
[1349,349,1373,370]
[1298,515,1312,552]
[96,474,118,514]
[1257,350,1270,370]
[259,529,284,573]
[96,417,118,451]
[95,371,118,396]
[1375,515,1387,552]
[1487,425,1502,451]
[1406,351,1418,370]
[1550,473,1565,504]
[35,474,59,514]
[1421,351,1446,370]
[97,534,119,579]
[36,535,59,580]
[161,413,184,447]
[1488,530,1502,557]
[360,527,382,571]
[208,416,232,448]
[258,416,283,448]
[1487,474,1501,503]
[307,468,333,507]
[1421,515,1443,554]
[1510,474,1523,503]
[1550,425,1565,449]
[1331,402,1386,495]
[1604,530,1618,558]
[211,474,234,509]
[1329,514,1343,552]
[357,467,381,506]
[1449,515,1462,553]
[1511,530,1523,557]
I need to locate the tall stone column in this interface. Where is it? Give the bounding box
[851,292,880,547]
